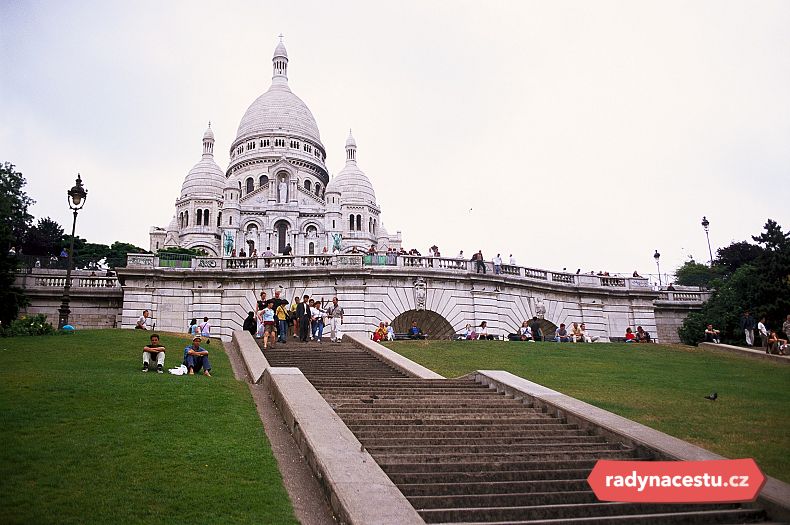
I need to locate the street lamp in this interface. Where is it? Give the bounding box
[701,216,713,267]
[653,250,662,287]
[57,174,88,329]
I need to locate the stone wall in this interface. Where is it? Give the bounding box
[653,302,702,344]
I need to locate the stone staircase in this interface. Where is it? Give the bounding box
[262,340,770,524]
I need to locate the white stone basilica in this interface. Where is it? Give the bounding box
[149,39,402,257]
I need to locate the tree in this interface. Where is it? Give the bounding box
[74,242,111,270]
[713,241,763,276]
[106,242,149,269]
[674,259,719,288]
[22,217,65,256]
[679,220,790,345]
[0,162,34,325]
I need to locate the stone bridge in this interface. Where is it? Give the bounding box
[111,253,711,343]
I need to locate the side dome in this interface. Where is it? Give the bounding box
[328,130,376,205]
[180,125,226,198]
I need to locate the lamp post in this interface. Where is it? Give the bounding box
[701,216,713,267]
[653,250,662,287]
[57,174,88,329]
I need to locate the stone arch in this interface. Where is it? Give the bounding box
[531,319,558,340]
[183,243,217,256]
[392,309,455,339]
[273,219,291,254]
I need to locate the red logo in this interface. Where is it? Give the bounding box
[587,459,765,503]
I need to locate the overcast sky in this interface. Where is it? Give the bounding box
[2,0,788,278]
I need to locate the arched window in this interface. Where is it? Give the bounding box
[349,214,354,230]
[306,225,317,237]
[308,242,315,255]
[245,178,254,194]
[369,217,372,232]
[178,212,183,228]
[332,220,335,229]
[184,211,189,226]
[196,209,202,226]
[304,180,312,191]
[217,212,222,227]
[238,181,242,190]
[315,183,321,196]
[259,175,268,187]
[356,214,362,231]
[204,209,210,227]
[229,216,232,226]
[373,219,376,234]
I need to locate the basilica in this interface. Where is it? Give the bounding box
[149,39,402,257]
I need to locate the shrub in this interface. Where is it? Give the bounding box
[1,314,56,337]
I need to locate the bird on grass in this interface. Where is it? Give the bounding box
[704,392,718,401]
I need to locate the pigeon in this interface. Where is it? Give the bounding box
[704,392,718,401]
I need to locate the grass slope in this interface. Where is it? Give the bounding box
[0,330,297,525]
[386,340,790,482]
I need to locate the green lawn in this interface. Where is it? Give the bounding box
[0,330,297,525]
[386,340,790,483]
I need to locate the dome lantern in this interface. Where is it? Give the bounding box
[272,34,289,84]
[345,129,357,163]
[202,121,215,157]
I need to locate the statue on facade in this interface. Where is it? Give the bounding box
[223,230,234,256]
[535,297,547,319]
[414,277,427,311]
[278,177,288,204]
[332,233,342,253]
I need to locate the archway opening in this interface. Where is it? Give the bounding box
[391,309,455,339]
[274,220,289,254]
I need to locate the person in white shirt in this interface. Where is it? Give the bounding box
[198,316,212,345]
[493,254,502,275]
[509,254,516,266]
[757,317,769,353]
[325,297,344,343]
[385,322,395,341]
[135,310,150,330]
[311,300,325,342]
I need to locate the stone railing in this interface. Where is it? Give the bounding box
[124,252,708,302]
[658,290,711,303]
[22,274,120,289]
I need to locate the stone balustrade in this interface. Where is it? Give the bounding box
[124,252,703,298]
[24,274,120,289]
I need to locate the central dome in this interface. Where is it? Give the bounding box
[235,84,321,143]
[234,40,321,145]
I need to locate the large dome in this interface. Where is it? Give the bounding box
[235,84,321,143]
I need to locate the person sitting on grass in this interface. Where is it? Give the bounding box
[385,322,395,341]
[636,326,651,343]
[508,321,533,341]
[624,327,636,343]
[529,317,543,342]
[580,323,600,343]
[136,309,150,330]
[184,336,212,377]
[704,324,721,344]
[373,322,388,342]
[142,333,165,373]
[409,321,424,340]
[570,322,584,343]
[477,321,495,340]
[554,323,571,343]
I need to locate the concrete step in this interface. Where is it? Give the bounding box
[353,429,591,439]
[363,436,605,447]
[419,502,747,523]
[432,508,767,524]
[387,468,595,484]
[366,442,620,455]
[399,479,591,496]
[409,489,600,509]
[372,448,638,465]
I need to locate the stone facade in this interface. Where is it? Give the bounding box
[150,39,401,257]
[114,254,709,343]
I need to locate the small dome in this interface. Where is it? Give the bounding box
[180,157,225,198]
[345,129,356,148]
[224,175,237,191]
[167,215,178,232]
[329,163,376,204]
[203,123,214,141]
[274,40,288,59]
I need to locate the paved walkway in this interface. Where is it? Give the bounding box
[699,342,790,364]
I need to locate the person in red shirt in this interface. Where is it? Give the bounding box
[624,327,636,343]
